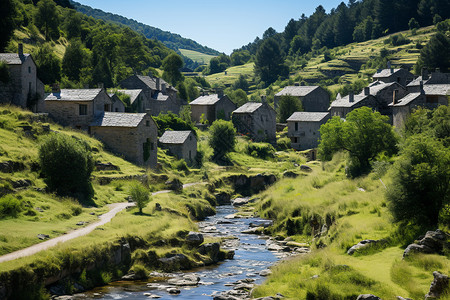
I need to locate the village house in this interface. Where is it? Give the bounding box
[274,85,329,112]
[115,89,148,113]
[391,83,449,129]
[118,74,185,115]
[0,44,45,112]
[362,81,408,116]
[90,111,158,168]
[108,93,125,112]
[190,91,236,124]
[407,68,450,93]
[159,130,197,165]
[372,67,414,87]
[232,100,276,143]
[44,88,112,130]
[286,112,330,151]
[329,92,378,118]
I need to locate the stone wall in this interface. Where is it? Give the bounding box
[287,116,330,150]
[302,87,330,112]
[232,104,276,143]
[191,105,211,123]
[46,100,95,129]
[215,96,236,121]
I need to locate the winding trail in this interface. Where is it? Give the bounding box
[0,182,204,264]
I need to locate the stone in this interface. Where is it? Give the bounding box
[215,191,232,205]
[356,295,382,300]
[249,220,273,228]
[35,207,44,212]
[37,234,50,240]
[231,197,250,206]
[165,178,183,192]
[241,227,264,234]
[425,271,449,299]
[403,229,449,258]
[167,288,180,294]
[185,232,204,247]
[198,242,221,262]
[0,160,25,173]
[282,171,299,178]
[259,269,272,276]
[155,203,162,211]
[11,179,32,189]
[76,221,86,226]
[158,254,191,271]
[396,297,413,300]
[95,161,120,171]
[300,165,312,172]
[347,239,386,255]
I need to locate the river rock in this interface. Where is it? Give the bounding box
[232,197,250,206]
[259,269,272,276]
[158,254,191,271]
[282,171,299,178]
[215,192,232,205]
[213,295,241,300]
[347,239,385,255]
[396,297,413,300]
[167,288,180,294]
[241,227,264,234]
[168,274,200,286]
[403,229,449,258]
[198,242,221,262]
[425,271,449,299]
[186,232,204,246]
[356,295,382,300]
[285,241,309,248]
[249,220,273,228]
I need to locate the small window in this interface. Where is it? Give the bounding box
[104,104,110,111]
[189,135,192,141]
[28,66,31,74]
[146,120,150,127]
[79,104,87,115]
[115,108,119,112]
[295,122,298,131]
[261,116,264,122]
[189,150,192,159]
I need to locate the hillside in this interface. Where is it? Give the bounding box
[71,1,220,56]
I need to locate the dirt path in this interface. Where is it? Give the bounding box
[0,182,204,264]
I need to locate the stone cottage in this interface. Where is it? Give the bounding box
[407,68,450,93]
[329,92,378,118]
[190,92,236,124]
[159,130,197,165]
[361,81,408,117]
[45,88,112,130]
[108,93,125,112]
[90,112,158,168]
[232,101,276,143]
[115,89,148,113]
[0,44,45,112]
[372,68,414,87]
[274,85,329,112]
[287,112,330,150]
[118,74,185,115]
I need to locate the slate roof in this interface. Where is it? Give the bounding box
[233,102,263,114]
[135,75,177,92]
[330,94,371,108]
[190,94,222,105]
[372,69,401,78]
[116,89,143,104]
[91,112,146,127]
[159,130,192,144]
[389,93,422,107]
[156,92,169,101]
[287,112,330,122]
[0,53,31,65]
[362,82,396,95]
[423,84,450,96]
[275,86,319,97]
[45,89,103,101]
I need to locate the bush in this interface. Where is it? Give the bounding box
[153,112,196,137]
[0,195,23,218]
[129,181,150,214]
[208,120,236,160]
[247,142,275,159]
[39,134,94,201]
[277,137,291,150]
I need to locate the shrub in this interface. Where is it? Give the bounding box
[247,142,275,159]
[153,112,196,137]
[39,134,94,201]
[0,195,23,218]
[208,120,236,160]
[277,137,291,150]
[129,181,150,214]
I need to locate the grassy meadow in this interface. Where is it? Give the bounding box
[179,48,217,65]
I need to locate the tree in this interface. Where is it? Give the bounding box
[318,107,397,177]
[176,81,188,101]
[255,38,288,85]
[34,0,60,40]
[62,39,90,81]
[129,181,150,214]
[65,11,82,40]
[278,95,302,123]
[230,89,248,107]
[386,135,449,226]
[415,32,450,73]
[34,44,61,84]
[92,55,113,88]
[208,120,236,160]
[0,0,16,51]
[39,134,94,201]
[162,53,184,85]
[233,74,249,91]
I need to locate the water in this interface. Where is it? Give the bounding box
[86,205,279,299]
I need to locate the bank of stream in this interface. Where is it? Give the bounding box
[80,204,302,299]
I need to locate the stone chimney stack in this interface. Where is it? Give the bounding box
[155,77,160,91]
[18,43,23,56]
[349,92,354,103]
[52,83,60,95]
[420,80,424,94]
[364,87,370,96]
[422,68,429,80]
[161,83,166,94]
[393,89,399,104]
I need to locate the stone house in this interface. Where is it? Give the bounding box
[274,85,329,112]
[90,112,158,168]
[407,69,450,93]
[329,93,378,118]
[0,44,45,112]
[118,74,185,115]
[45,88,112,130]
[159,130,197,164]
[372,68,414,87]
[390,83,449,129]
[190,92,236,124]
[116,89,148,113]
[286,112,330,150]
[232,101,276,143]
[108,93,125,112]
[362,81,408,117]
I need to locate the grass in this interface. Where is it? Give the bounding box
[179,48,216,65]
[206,63,255,87]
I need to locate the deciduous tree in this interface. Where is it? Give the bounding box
[208,120,236,160]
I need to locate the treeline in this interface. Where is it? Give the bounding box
[2,0,178,89]
[205,0,449,86]
[71,1,220,56]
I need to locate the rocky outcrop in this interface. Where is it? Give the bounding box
[215,191,232,205]
[0,160,26,173]
[158,254,192,272]
[356,295,382,300]
[231,197,250,206]
[225,174,277,196]
[165,178,183,192]
[185,232,204,247]
[403,229,449,258]
[198,242,221,263]
[425,271,449,299]
[95,161,120,171]
[282,171,299,178]
[347,239,387,255]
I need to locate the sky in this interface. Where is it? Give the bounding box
[76,0,345,55]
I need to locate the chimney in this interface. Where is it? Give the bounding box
[18,43,24,56]
[393,89,400,105]
[419,80,424,94]
[349,92,354,103]
[52,83,60,95]
[422,68,429,80]
[364,87,370,96]
[161,83,166,94]
[217,89,224,98]
[155,77,160,91]
[387,61,391,69]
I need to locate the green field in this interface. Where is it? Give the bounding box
[179,48,217,65]
[205,62,255,87]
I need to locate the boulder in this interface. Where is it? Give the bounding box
[158,254,191,271]
[165,178,183,192]
[215,191,232,205]
[300,165,312,172]
[282,171,299,178]
[185,232,204,247]
[198,242,221,263]
[0,160,25,173]
[11,179,32,189]
[347,239,386,255]
[403,229,449,258]
[231,197,250,206]
[259,269,272,276]
[249,220,273,228]
[356,295,382,300]
[154,203,162,211]
[167,274,200,286]
[425,271,449,299]
[241,227,264,235]
[167,288,180,294]
[37,234,50,240]
[95,161,120,171]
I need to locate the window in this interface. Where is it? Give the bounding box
[146,120,150,127]
[426,96,438,104]
[28,82,31,93]
[115,108,119,112]
[79,104,87,115]
[28,66,31,74]
[189,150,192,159]
[104,104,110,111]
[295,122,298,131]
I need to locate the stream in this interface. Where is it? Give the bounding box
[82,205,283,299]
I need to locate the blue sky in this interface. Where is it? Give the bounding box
[76,0,345,54]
